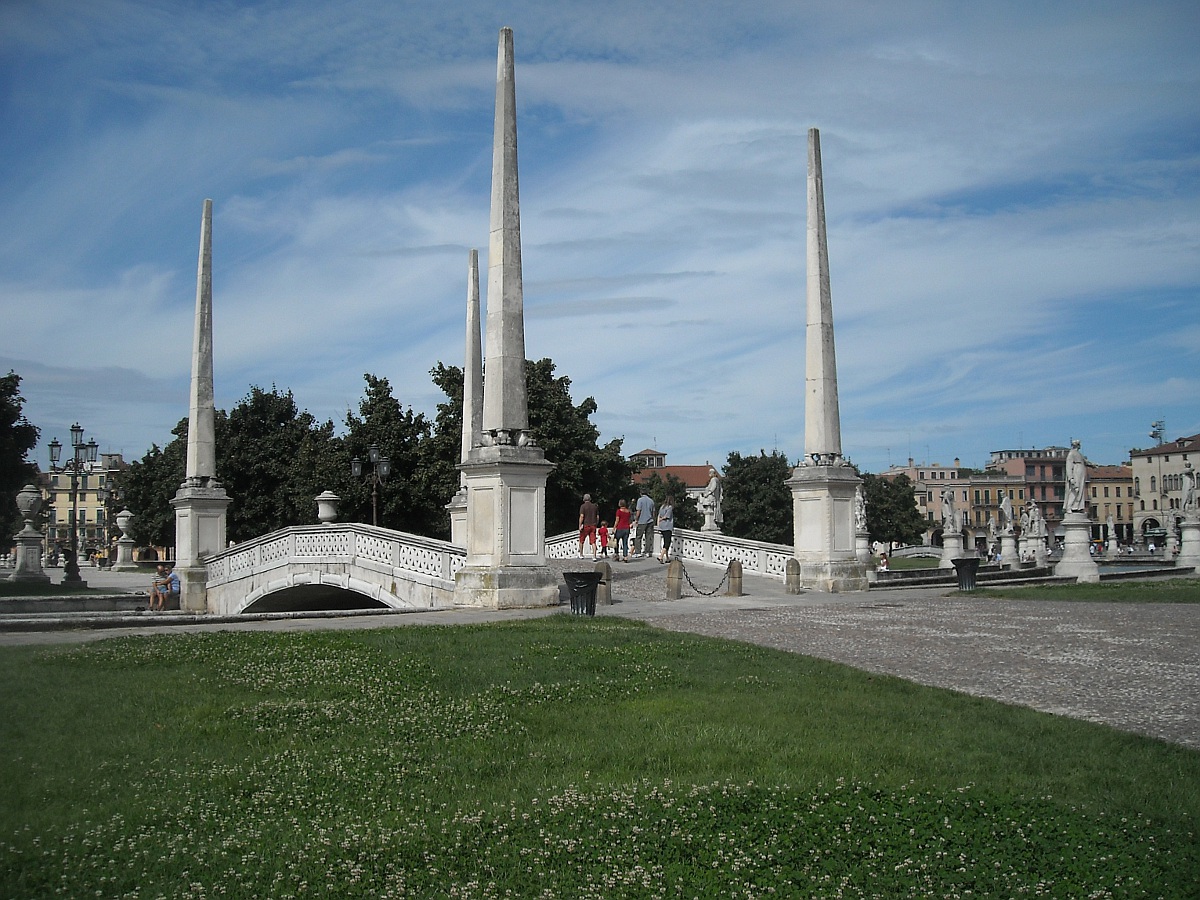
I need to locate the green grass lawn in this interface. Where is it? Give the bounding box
[1,617,1196,897]
[976,577,1200,603]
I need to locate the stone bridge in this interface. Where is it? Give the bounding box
[202,525,798,615]
[205,524,466,615]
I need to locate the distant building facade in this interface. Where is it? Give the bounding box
[1130,433,1199,548]
[37,452,128,561]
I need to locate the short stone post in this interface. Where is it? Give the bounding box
[594,560,613,605]
[785,557,803,594]
[725,559,742,597]
[665,558,683,600]
[8,484,50,584]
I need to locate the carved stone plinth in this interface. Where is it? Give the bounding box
[171,482,231,612]
[939,529,965,570]
[455,443,557,608]
[1176,515,1200,569]
[855,530,871,565]
[1054,511,1100,583]
[785,463,868,592]
[1000,531,1017,568]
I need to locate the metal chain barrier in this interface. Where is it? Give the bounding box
[675,559,730,597]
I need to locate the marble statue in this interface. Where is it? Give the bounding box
[854,485,867,532]
[941,489,956,531]
[999,494,1013,532]
[1065,439,1088,513]
[1183,461,1196,512]
[700,464,723,531]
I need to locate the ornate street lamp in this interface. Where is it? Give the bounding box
[350,443,390,527]
[48,423,99,583]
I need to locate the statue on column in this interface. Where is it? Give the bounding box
[1065,439,1088,514]
[941,489,956,532]
[1183,461,1196,513]
[999,494,1014,533]
[700,464,723,532]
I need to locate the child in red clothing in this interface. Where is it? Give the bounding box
[598,521,610,557]
[613,500,632,561]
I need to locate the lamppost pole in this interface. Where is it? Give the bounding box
[350,443,390,527]
[48,423,99,584]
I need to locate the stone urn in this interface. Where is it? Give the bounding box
[9,484,50,583]
[315,491,341,524]
[116,508,134,539]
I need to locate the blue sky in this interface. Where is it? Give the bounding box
[2,0,1197,479]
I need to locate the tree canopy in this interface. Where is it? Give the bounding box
[0,372,39,538]
[119,360,633,548]
[719,450,794,545]
[862,472,927,550]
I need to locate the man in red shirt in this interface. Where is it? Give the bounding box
[578,493,599,559]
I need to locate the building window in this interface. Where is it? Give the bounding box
[1104,486,1109,498]
[1151,477,1156,493]
[1134,478,1140,496]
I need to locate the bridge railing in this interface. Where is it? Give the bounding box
[546,528,793,580]
[206,523,467,589]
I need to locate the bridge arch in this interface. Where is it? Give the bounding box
[205,523,465,615]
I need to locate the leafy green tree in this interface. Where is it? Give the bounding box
[862,472,927,550]
[427,359,634,535]
[219,386,340,542]
[0,372,39,539]
[523,359,633,533]
[635,471,701,531]
[342,374,436,535]
[122,418,188,548]
[123,388,341,547]
[720,450,793,545]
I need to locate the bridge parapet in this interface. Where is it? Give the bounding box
[206,523,467,614]
[545,528,792,580]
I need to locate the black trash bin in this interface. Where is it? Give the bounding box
[951,557,980,592]
[562,572,603,616]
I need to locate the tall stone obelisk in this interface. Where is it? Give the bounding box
[171,199,231,612]
[454,28,557,608]
[447,248,483,546]
[785,129,868,592]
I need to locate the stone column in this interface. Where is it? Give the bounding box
[448,249,483,547]
[939,529,965,570]
[1000,530,1018,568]
[171,199,231,612]
[1176,514,1200,569]
[455,28,557,608]
[785,128,867,593]
[1054,511,1100,583]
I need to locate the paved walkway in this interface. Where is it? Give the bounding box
[3,559,1198,750]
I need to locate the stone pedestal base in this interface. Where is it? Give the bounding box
[785,463,868,593]
[939,531,964,569]
[8,530,50,583]
[855,530,871,565]
[1176,515,1200,569]
[112,538,139,572]
[454,565,559,608]
[1054,512,1100,583]
[1000,531,1017,568]
[172,481,231,613]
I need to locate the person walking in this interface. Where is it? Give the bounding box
[634,488,656,559]
[656,494,675,563]
[613,499,632,562]
[578,493,600,559]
